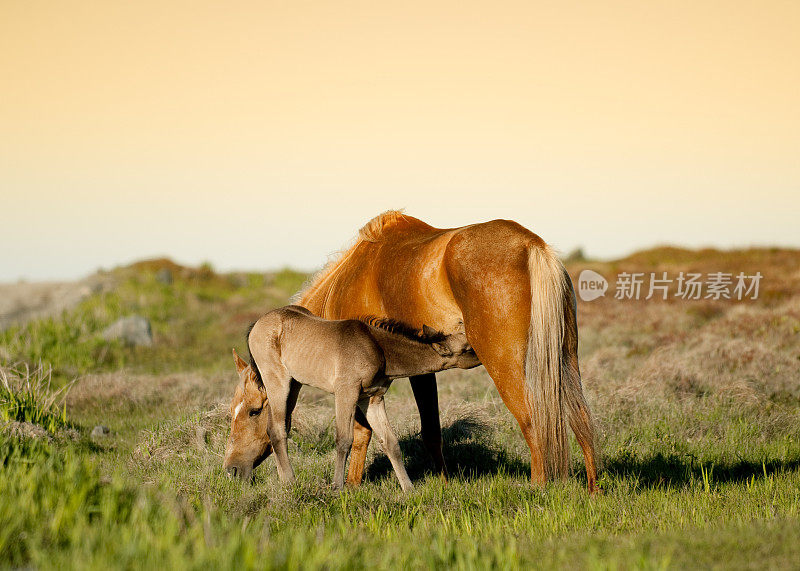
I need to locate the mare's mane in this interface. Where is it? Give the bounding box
[291,210,411,306]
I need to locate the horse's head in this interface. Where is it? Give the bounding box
[423,326,481,370]
[223,349,272,480]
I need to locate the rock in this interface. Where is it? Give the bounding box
[91,425,111,439]
[102,315,152,346]
[3,421,53,442]
[155,268,173,285]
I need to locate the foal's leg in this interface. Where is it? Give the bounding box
[265,377,295,483]
[333,384,360,490]
[362,395,413,492]
[409,373,448,480]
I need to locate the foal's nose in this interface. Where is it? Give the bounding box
[226,466,238,478]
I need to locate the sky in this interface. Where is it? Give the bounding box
[1,0,798,281]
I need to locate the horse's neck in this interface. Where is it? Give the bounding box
[296,223,450,320]
[369,328,447,378]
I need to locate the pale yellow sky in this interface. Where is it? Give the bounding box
[1,1,798,280]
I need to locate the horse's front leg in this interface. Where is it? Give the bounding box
[333,384,361,490]
[409,373,447,479]
[265,379,295,483]
[346,412,372,486]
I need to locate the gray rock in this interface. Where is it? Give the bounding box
[102,315,152,346]
[91,425,111,439]
[3,421,53,442]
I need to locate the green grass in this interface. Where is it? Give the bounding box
[2,252,800,569]
[3,405,799,569]
[0,363,71,433]
[0,265,302,380]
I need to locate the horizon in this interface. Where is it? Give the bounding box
[2,1,798,281]
[6,239,797,285]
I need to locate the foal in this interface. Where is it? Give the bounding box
[223,305,479,491]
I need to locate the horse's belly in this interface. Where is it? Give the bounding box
[281,355,337,394]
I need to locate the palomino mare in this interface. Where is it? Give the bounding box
[295,211,598,492]
[223,305,479,490]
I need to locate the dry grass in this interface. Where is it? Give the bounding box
[67,370,231,416]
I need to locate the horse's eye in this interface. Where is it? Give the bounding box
[249,407,262,417]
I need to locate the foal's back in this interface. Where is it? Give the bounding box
[248,306,384,393]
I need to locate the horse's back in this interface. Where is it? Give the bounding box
[254,308,383,390]
[297,213,551,335]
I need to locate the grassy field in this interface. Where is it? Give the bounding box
[2,249,800,569]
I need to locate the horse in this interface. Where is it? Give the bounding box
[223,305,479,489]
[292,211,599,493]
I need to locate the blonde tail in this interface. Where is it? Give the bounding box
[525,245,570,479]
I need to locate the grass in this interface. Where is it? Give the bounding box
[0,264,302,379]
[1,249,800,569]
[0,363,71,433]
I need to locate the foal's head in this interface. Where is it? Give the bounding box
[223,349,271,480]
[423,325,481,369]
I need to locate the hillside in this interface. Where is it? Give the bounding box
[1,247,799,568]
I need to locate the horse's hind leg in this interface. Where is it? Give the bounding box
[265,376,295,483]
[458,301,549,484]
[362,395,413,492]
[478,347,547,485]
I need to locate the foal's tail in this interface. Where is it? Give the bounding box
[524,245,572,479]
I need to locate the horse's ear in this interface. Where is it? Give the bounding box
[232,349,248,373]
[422,324,438,337]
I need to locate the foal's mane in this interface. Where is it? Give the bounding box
[356,315,445,344]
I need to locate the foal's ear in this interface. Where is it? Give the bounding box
[232,349,248,373]
[431,342,453,357]
[422,324,438,337]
